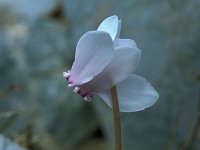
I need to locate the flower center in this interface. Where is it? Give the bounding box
[63,71,93,101]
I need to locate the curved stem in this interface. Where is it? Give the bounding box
[111,86,122,150]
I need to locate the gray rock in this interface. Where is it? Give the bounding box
[0,134,26,150]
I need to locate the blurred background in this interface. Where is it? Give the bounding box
[0,0,200,150]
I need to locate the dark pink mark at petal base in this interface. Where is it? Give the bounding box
[63,71,75,87]
[63,71,70,80]
[63,71,94,101]
[75,86,94,101]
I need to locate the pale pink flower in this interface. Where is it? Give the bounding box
[63,15,159,112]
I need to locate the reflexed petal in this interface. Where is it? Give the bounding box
[117,75,159,112]
[114,38,137,48]
[96,91,112,107]
[82,47,141,92]
[70,31,114,85]
[97,15,119,40]
[97,74,159,112]
[116,19,121,38]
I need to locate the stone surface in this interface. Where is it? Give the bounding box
[0,134,26,150]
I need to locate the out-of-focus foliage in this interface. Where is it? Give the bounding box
[0,0,200,150]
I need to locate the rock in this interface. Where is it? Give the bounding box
[0,134,26,150]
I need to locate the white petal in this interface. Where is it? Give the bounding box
[96,91,112,107]
[97,74,159,112]
[114,38,137,48]
[116,19,122,38]
[82,47,141,92]
[97,15,119,40]
[117,75,159,112]
[70,31,114,85]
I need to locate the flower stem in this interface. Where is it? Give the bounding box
[111,86,121,150]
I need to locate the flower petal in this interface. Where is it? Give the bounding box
[70,31,114,85]
[114,38,137,48]
[97,15,119,40]
[81,47,141,92]
[116,19,122,38]
[97,74,159,112]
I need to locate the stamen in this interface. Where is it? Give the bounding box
[83,96,89,101]
[63,72,70,77]
[87,98,92,102]
[63,71,70,81]
[68,83,74,87]
[83,95,93,102]
[73,87,80,93]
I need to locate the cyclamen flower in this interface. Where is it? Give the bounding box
[63,15,159,112]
